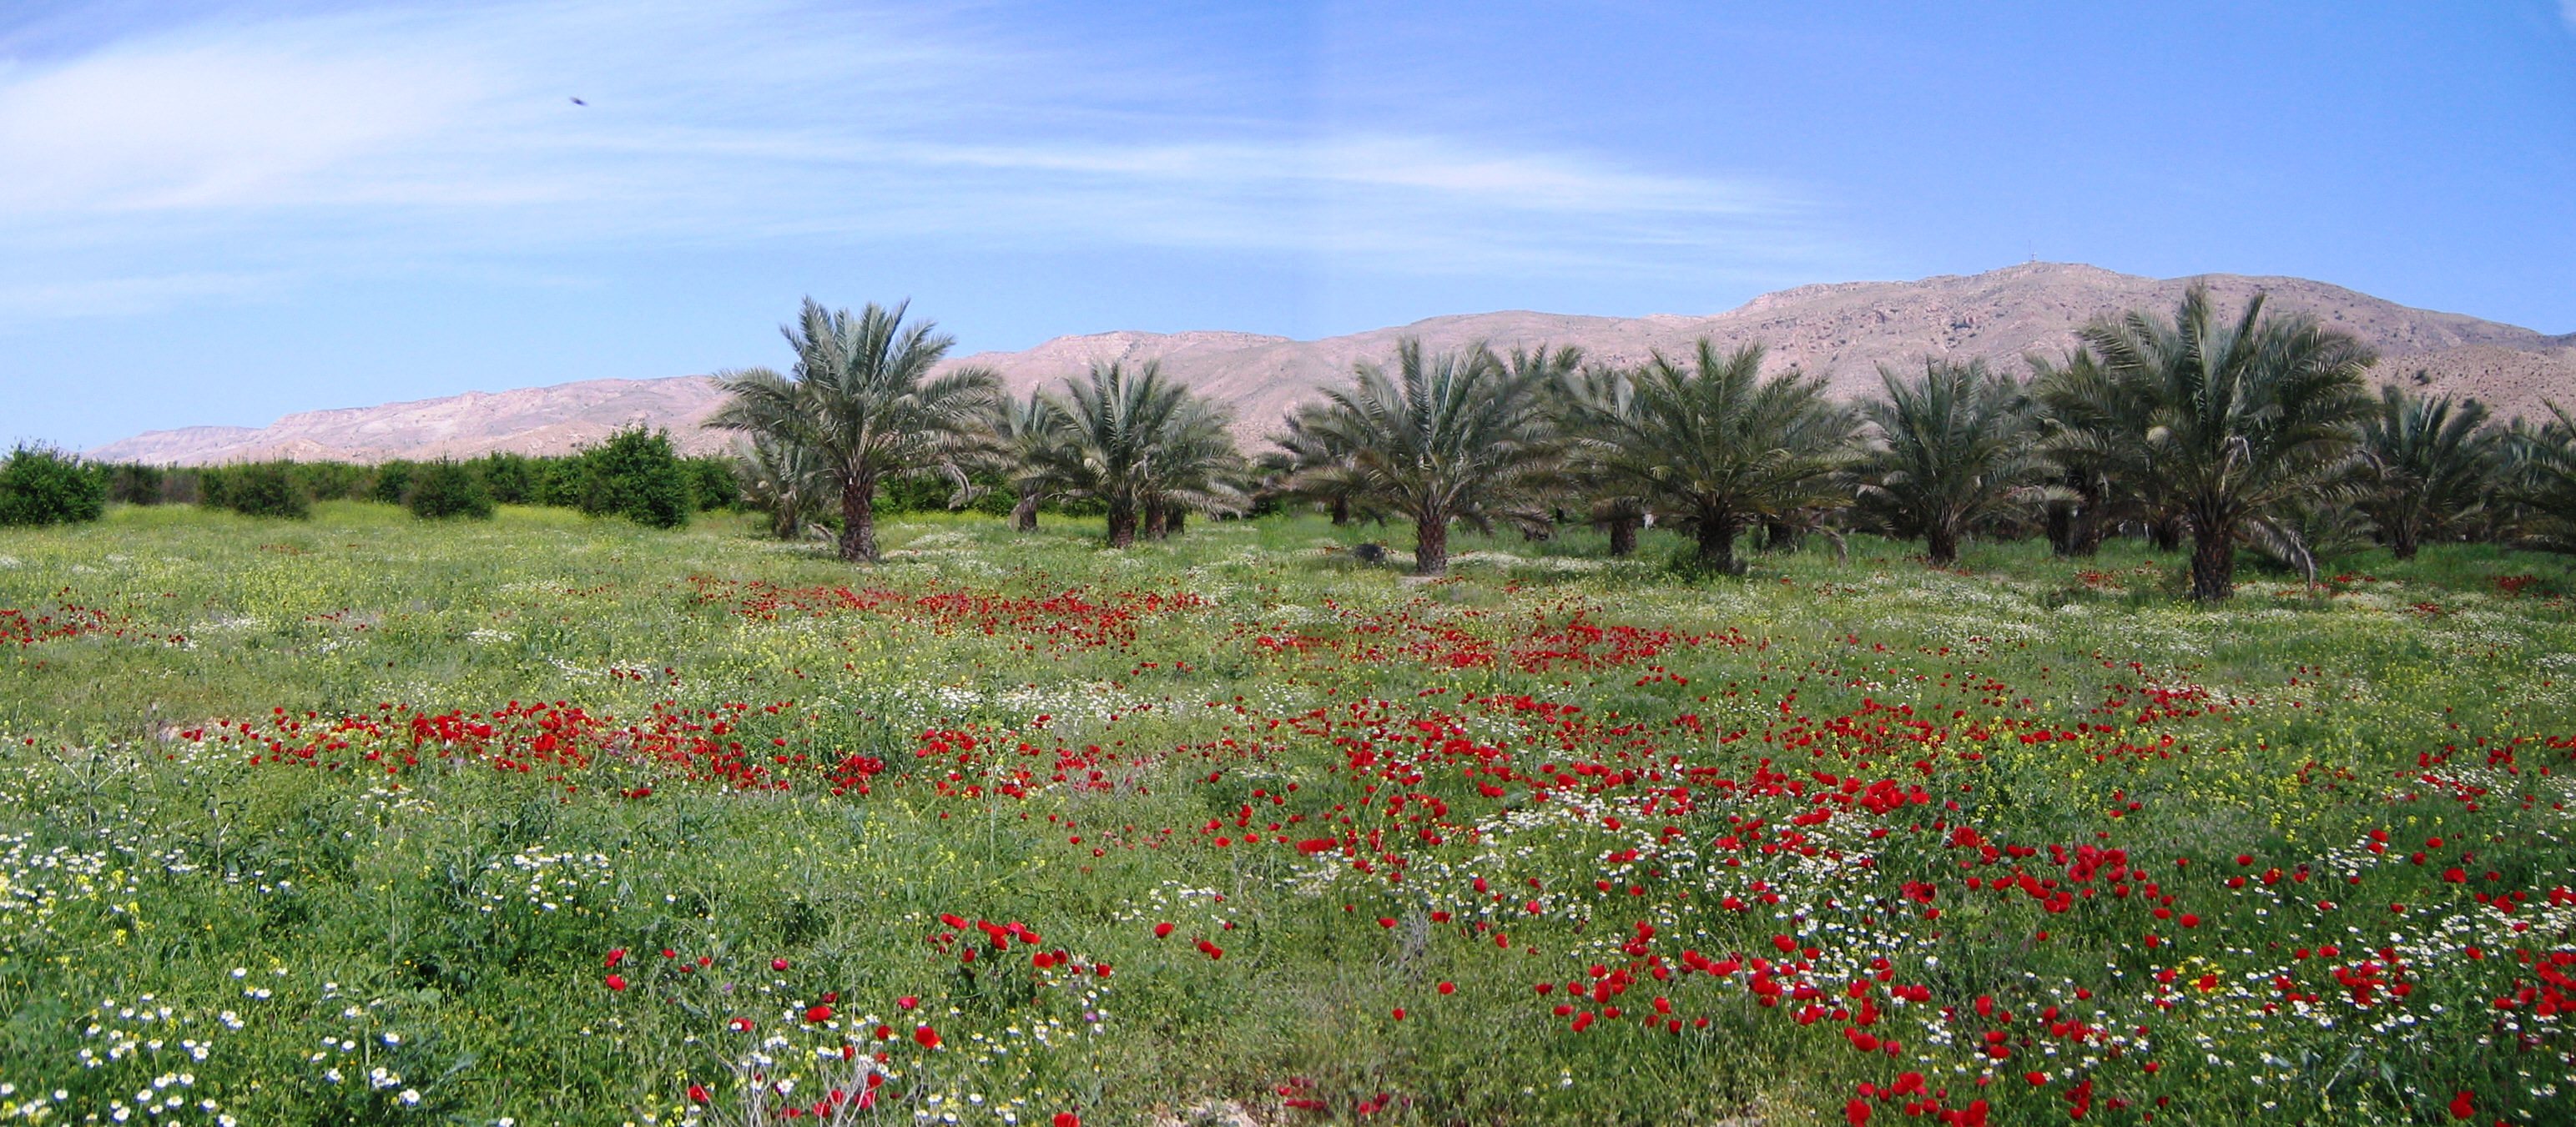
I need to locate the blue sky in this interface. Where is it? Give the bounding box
[4,1,2572,450]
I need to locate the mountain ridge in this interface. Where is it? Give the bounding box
[88,263,2576,465]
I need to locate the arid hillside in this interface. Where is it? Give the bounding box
[89,263,2574,465]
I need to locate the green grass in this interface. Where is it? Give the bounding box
[3,505,2573,1125]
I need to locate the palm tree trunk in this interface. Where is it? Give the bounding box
[1013,484,1039,532]
[2150,512,2185,553]
[1927,526,1960,568]
[1414,512,1449,576]
[1142,500,1167,540]
[1167,507,1186,535]
[2073,480,2109,556]
[2188,522,2236,601]
[1763,518,1802,552]
[839,472,880,563]
[2044,501,2075,557]
[1694,513,1741,576]
[1106,500,1137,548]
[1607,516,1639,557]
[2389,521,2419,561]
[1329,496,1349,526]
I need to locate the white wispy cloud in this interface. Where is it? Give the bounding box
[0,270,284,319]
[0,0,1824,319]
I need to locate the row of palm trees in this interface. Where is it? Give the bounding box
[710,289,2576,601]
[708,299,1246,561]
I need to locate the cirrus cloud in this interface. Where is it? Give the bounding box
[0,0,1829,320]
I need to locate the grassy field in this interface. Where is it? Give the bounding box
[3,504,2573,1125]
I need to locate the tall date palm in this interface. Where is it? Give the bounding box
[708,299,999,563]
[2029,349,2160,556]
[984,390,1066,532]
[2080,284,2375,600]
[1294,340,1560,576]
[1554,363,1654,556]
[1563,340,1852,576]
[2355,384,2498,560]
[1853,358,2044,566]
[1046,361,1244,546]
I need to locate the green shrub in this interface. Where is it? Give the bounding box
[203,462,311,520]
[475,452,538,506]
[686,455,740,511]
[406,459,495,520]
[0,445,109,526]
[535,456,585,508]
[574,428,690,529]
[294,460,371,502]
[369,460,417,506]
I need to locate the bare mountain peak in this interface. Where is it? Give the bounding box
[87,264,2576,465]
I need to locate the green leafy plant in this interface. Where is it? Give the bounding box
[405,459,496,521]
[0,445,108,526]
[573,428,692,529]
[201,461,311,519]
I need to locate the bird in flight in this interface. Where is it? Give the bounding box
[569,97,587,106]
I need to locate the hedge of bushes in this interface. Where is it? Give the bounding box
[78,428,733,526]
[37,426,1071,528]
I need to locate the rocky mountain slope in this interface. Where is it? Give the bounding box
[88,263,2574,465]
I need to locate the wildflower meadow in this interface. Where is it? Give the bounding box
[3,502,2573,1125]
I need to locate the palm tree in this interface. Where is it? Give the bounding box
[2355,383,2498,560]
[708,299,999,562]
[1047,361,1244,546]
[1554,363,1655,556]
[731,434,834,540]
[1853,358,2045,566]
[2503,404,2576,555]
[1293,340,1560,576]
[2029,349,2159,556]
[2080,284,2376,601]
[1273,404,1377,526]
[984,390,1066,532]
[1137,395,1247,537]
[1563,340,1852,576]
